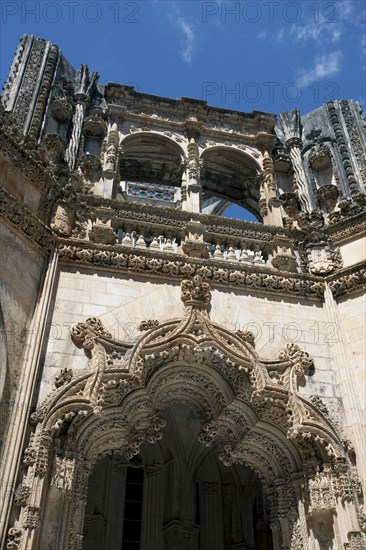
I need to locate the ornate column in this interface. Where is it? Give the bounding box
[141,464,164,550]
[287,137,312,213]
[65,65,98,170]
[101,122,120,199]
[183,117,202,214]
[269,477,304,550]
[260,151,283,226]
[276,109,312,213]
[63,456,92,550]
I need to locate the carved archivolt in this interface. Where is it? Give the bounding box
[8,277,365,550]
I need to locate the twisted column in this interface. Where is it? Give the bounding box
[65,93,88,170]
[286,137,312,213]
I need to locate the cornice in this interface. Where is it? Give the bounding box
[105,85,277,131]
[327,213,366,243]
[0,129,55,195]
[0,186,56,253]
[327,261,366,298]
[58,238,326,300]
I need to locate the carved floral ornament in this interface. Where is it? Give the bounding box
[8,277,365,549]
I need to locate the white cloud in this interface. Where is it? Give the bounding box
[297,51,343,88]
[361,35,366,69]
[289,21,342,44]
[276,29,284,42]
[338,0,355,18]
[174,14,195,64]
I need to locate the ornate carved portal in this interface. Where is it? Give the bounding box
[9,277,365,550]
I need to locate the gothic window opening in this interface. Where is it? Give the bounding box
[117,133,184,209]
[200,147,262,220]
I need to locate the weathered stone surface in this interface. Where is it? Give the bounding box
[0,34,365,550]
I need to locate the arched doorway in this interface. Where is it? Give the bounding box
[82,403,273,550]
[8,278,365,550]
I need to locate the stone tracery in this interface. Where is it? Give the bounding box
[7,277,364,550]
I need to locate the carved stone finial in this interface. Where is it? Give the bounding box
[276,342,313,378]
[70,317,112,350]
[54,368,73,388]
[181,276,211,310]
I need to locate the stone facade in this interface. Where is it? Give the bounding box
[0,35,365,550]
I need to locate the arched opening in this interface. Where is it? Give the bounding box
[82,403,273,550]
[200,147,262,221]
[117,133,184,207]
[202,196,259,222]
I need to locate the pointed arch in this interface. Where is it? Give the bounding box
[9,277,363,550]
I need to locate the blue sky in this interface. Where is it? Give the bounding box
[1,0,365,115]
[1,0,365,220]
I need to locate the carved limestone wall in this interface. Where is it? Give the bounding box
[5,277,365,550]
[1,33,365,550]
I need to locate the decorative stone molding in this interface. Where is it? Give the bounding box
[51,96,73,123]
[327,101,359,197]
[181,275,211,309]
[139,320,159,331]
[328,263,366,297]
[317,184,339,212]
[308,144,332,169]
[6,526,22,549]
[0,130,55,195]
[2,36,366,550]
[13,486,31,508]
[340,101,366,189]
[50,201,74,237]
[58,240,327,299]
[71,317,113,350]
[0,187,55,253]
[78,154,101,181]
[344,531,366,550]
[54,368,73,388]
[272,342,313,382]
[83,109,106,139]
[51,456,75,492]
[297,212,343,276]
[276,109,312,213]
[329,216,366,243]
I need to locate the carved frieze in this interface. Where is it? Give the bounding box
[58,241,327,299]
